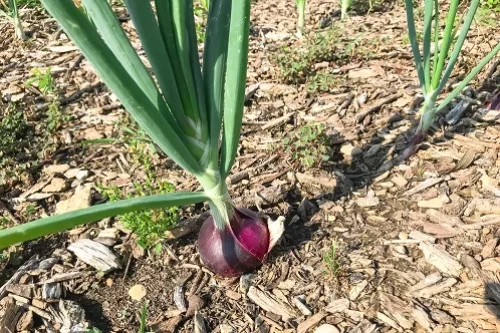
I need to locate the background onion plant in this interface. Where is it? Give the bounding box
[295,0,306,37]
[0,0,284,277]
[401,0,500,158]
[0,0,26,39]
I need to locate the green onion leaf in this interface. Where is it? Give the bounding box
[0,192,207,250]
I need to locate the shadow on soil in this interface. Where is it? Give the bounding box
[485,283,500,319]
[67,293,113,332]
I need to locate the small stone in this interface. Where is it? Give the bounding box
[341,144,363,157]
[43,164,70,175]
[106,278,114,287]
[460,254,481,270]
[315,324,340,333]
[55,184,92,215]
[417,197,443,209]
[129,284,147,301]
[356,196,380,208]
[76,170,90,181]
[42,178,68,193]
[64,168,81,179]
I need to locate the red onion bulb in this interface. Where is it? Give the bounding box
[198,208,281,277]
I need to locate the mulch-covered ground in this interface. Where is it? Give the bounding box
[1,0,500,332]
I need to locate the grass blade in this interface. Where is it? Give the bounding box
[430,0,459,90]
[436,0,481,94]
[203,0,231,169]
[436,41,500,113]
[404,0,426,92]
[40,0,202,175]
[0,192,207,250]
[220,0,250,178]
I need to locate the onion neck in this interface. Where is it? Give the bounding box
[198,169,234,231]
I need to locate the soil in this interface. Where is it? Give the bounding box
[1,0,500,332]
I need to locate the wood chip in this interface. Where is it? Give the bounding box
[409,272,442,293]
[481,238,498,259]
[42,271,86,284]
[0,297,23,332]
[297,311,327,333]
[419,242,462,277]
[481,257,500,272]
[409,230,436,243]
[225,290,241,301]
[314,324,340,333]
[324,298,349,313]
[247,286,297,320]
[5,284,33,298]
[193,312,207,333]
[410,306,433,331]
[349,280,368,301]
[376,312,402,332]
[16,310,34,331]
[412,278,457,298]
[292,296,312,316]
[67,239,121,273]
[404,178,443,196]
[0,256,39,299]
[425,209,464,226]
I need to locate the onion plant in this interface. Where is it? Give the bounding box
[402,0,500,158]
[0,0,26,40]
[296,0,306,37]
[0,0,284,277]
[340,0,351,20]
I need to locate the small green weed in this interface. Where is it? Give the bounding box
[274,29,387,94]
[283,122,331,167]
[274,29,343,84]
[85,328,103,333]
[0,108,27,154]
[193,0,208,43]
[306,73,342,93]
[25,67,55,95]
[98,175,178,249]
[46,101,63,133]
[139,302,154,333]
[324,238,341,276]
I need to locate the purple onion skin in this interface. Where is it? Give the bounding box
[400,132,425,160]
[198,207,270,277]
[487,91,500,110]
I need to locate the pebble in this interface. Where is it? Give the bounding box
[129,284,147,301]
[340,144,363,157]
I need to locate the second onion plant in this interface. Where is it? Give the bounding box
[402,0,500,158]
